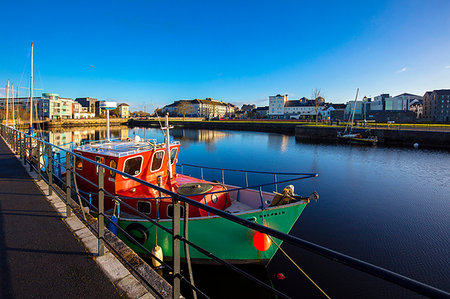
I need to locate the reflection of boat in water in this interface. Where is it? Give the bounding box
[74,114,318,265]
[337,89,378,145]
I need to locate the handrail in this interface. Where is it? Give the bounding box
[1,124,449,299]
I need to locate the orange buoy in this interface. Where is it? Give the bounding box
[253,231,271,251]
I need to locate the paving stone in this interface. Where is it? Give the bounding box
[96,252,130,282]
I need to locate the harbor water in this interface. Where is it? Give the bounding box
[44,126,449,298]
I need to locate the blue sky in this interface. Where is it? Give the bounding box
[1,0,449,111]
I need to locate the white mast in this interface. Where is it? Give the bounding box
[164,114,173,179]
[349,88,359,133]
[5,80,9,126]
[29,42,34,134]
[11,83,15,128]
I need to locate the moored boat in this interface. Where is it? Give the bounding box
[74,113,318,264]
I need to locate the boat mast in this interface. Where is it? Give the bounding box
[11,83,15,128]
[349,88,359,133]
[29,42,33,134]
[5,80,9,126]
[164,114,173,179]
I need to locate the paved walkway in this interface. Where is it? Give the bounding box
[0,139,123,298]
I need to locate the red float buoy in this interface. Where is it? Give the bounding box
[253,231,271,251]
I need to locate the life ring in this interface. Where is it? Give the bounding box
[126,137,131,141]
[125,223,148,245]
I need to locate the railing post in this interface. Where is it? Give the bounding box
[48,144,53,196]
[37,140,41,181]
[98,166,105,256]
[173,197,181,299]
[28,136,32,172]
[21,133,25,162]
[66,152,72,217]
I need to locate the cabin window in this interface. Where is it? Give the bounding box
[95,156,105,174]
[123,156,143,176]
[170,148,178,165]
[151,151,164,172]
[137,201,151,214]
[109,160,117,177]
[167,204,185,218]
[75,157,83,170]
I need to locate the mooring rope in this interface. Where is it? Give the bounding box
[269,236,331,299]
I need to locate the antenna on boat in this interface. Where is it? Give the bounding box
[162,113,174,179]
[100,101,117,142]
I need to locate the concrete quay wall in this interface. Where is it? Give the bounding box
[129,119,299,134]
[295,126,450,149]
[45,118,127,128]
[130,120,450,149]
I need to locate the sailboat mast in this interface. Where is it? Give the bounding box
[29,42,34,134]
[11,83,15,128]
[6,80,9,126]
[349,88,359,132]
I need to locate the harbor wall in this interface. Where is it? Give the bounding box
[45,118,127,128]
[129,119,450,149]
[295,126,450,149]
[129,119,299,134]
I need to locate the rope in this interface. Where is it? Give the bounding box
[269,236,331,299]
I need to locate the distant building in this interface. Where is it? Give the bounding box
[162,98,235,118]
[241,104,256,112]
[385,93,422,111]
[269,94,288,118]
[75,97,97,114]
[423,89,450,122]
[118,103,130,118]
[254,106,269,118]
[409,99,423,119]
[37,93,74,120]
[370,94,390,111]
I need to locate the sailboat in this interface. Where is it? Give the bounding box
[73,112,319,265]
[337,89,378,145]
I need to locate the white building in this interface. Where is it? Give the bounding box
[269,94,288,118]
[118,103,130,118]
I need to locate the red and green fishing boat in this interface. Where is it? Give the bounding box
[74,113,318,265]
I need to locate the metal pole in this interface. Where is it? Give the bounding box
[28,136,32,172]
[98,166,105,256]
[48,144,53,196]
[66,152,72,217]
[172,197,181,299]
[37,140,41,181]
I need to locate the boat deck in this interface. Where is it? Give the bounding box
[75,138,180,157]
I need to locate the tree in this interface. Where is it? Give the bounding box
[312,88,324,124]
[175,101,194,120]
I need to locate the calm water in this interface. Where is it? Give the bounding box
[47,127,450,298]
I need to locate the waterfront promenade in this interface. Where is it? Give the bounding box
[0,138,122,298]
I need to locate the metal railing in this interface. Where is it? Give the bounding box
[0,124,449,299]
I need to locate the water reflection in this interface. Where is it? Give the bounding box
[39,126,129,147]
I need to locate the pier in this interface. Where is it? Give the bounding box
[0,138,123,297]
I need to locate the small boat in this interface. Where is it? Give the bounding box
[74,112,318,265]
[337,88,378,145]
[337,131,378,145]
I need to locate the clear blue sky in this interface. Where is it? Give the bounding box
[1,0,449,111]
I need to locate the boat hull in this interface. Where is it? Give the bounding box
[115,202,307,265]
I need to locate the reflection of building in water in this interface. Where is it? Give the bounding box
[171,129,229,143]
[46,127,129,147]
[267,134,290,153]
